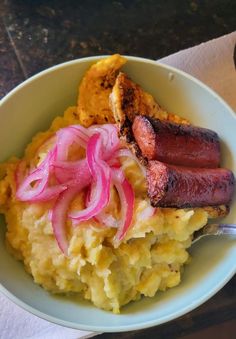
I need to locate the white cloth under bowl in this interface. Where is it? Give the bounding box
[0,31,235,339]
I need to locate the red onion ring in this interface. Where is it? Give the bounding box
[69,133,111,222]
[16,124,137,253]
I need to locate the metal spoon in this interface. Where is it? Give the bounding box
[192,223,236,244]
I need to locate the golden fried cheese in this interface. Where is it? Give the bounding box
[77,54,126,126]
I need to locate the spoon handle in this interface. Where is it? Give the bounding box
[192,223,236,243]
[218,224,236,236]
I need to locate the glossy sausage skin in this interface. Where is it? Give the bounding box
[132,116,221,168]
[147,161,235,208]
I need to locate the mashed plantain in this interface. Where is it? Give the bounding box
[0,56,209,313]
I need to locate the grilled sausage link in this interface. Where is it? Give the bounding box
[132,116,221,168]
[147,161,234,208]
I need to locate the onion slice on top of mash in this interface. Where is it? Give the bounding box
[15,124,140,254]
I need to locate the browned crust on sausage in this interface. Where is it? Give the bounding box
[132,115,221,168]
[147,161,235,208]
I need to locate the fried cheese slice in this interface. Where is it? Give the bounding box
[110,72,188,127]
[77,54,127,126]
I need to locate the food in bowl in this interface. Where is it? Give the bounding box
[0,54,234,314]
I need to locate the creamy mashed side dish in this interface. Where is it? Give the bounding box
[0,55,212,313]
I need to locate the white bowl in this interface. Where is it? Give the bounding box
[0,56,235,332]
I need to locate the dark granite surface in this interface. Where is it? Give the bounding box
[0,17,25,97]
[1,0,236,97]
[0,0,236,338]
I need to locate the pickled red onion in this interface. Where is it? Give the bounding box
[112,168,135,244]
[53,159,90,184]
[56,128,87,161]
[52,187,79,254]
[88,125,120,159]
[69,134,111,222]
[16,151,55,201]
[16,124,137,254]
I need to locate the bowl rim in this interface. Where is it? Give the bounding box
[0,55,236,332]
[1,54,235,118]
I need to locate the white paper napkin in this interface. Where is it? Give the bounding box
[1,31,235,339]
[159,31,236,111]
[0,293,97,339]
